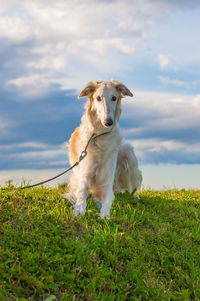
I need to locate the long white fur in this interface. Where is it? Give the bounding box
[64,80,142,218]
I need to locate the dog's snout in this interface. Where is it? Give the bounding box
[104,118,113,127]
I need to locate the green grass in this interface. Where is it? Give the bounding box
[0,185,200,300]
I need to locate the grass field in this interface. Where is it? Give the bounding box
[0,185,200,300]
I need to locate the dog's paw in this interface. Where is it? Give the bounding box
[99,212,110,220]
[72,207,81,217]
[62,192,77,204]
[73,203,85,216]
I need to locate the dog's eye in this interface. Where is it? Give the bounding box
[111,96,117,101]
[96,96,102,101]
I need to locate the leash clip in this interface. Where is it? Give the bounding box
[79,150,87,162]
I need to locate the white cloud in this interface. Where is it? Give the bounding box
[8,74,51,98]
[192,94,200,107]
[121,90,200,163]
[132,137,200,157]
[157,54,171,69]
[14,144,67,160]
[1,0,197,94]
[159,76,190,89]
[1,142,69,170]
[126,89,200,126]
[0,141,48,150]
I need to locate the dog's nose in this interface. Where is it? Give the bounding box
[104,118,113,127]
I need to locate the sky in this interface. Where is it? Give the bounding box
[0,0,200,189]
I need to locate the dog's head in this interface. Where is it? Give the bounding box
[78,80,133,129]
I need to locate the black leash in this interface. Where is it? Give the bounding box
[1,131,111,190]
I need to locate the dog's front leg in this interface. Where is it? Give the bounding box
[73,183,88,216]
[73,160,92,216]
[100,188,114,219]
[100,152,118,219]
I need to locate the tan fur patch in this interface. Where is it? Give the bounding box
[69,127,80,165]
[114,98,122,125]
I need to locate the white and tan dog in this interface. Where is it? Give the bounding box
[64,80,142,218]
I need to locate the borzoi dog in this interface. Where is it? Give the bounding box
[64,80,142,218]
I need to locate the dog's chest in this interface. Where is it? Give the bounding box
[91,134,121,164]
[95,132,119,148]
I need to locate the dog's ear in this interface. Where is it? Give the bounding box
[110,80,133,97]
[78,81,104,98]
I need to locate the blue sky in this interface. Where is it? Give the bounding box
[0,0,200,188]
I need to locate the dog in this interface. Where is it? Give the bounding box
[64,80,142,218]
